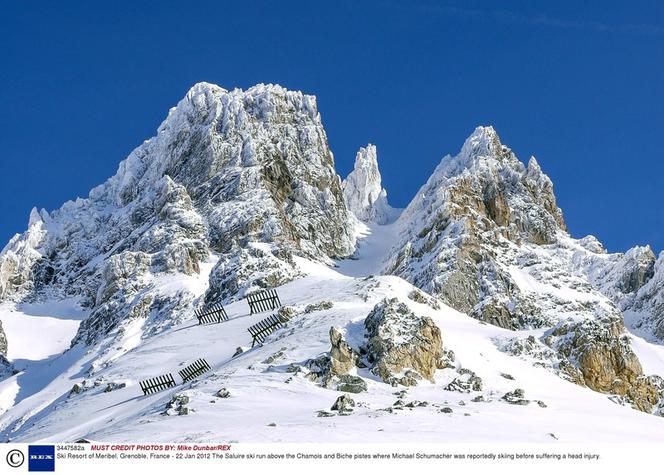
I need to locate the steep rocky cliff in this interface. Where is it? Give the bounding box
[627,254,664,340]
[582,245,664,341]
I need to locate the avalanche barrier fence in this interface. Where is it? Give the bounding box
[195,302,229,325]
[247,313,289,347]
[139,373,177,395]
[247,289,282,314]
[178,358,212,383]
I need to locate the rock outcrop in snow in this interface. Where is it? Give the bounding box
[328,326,359,377]
[306,294,450,389]
[364,298,446,386]
[547,316,663,413]
[571,243,664,342]
[0,319,6,357]
[0,316,12,377]
[342,144,396,224]
[0,82,356,346]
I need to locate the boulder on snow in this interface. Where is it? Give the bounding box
[329,327,358,376]
[104,382,126,393]
[444,368,483,393]
[335,375,367,394]
[502,388,529,405]
[165,394,190,415]
[364,298,444,386]
[331,395,355,413]
[262,347,288,364]
[304,301,333,313]
[69,383,84,395]
[407,289,441,310]
[215,388,231,398]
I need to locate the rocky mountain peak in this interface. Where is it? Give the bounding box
[399,126,566,246]
[526,155,541,173]
[437,125,517,177]
[28,207,49,228]
[386,125,572,327]
[0,82,357,346]
[342,144,396,224]
[459,125,502,159]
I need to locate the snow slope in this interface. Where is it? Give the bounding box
[335,222,400,278]
[0,299,86,361]
[1,244,663,443]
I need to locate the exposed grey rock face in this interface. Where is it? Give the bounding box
[614,247,657,294]
[621,252,664,341]
[0,82,356,346]
[0,319,7,356]
[496,334,585,386]
[562,241,663,343]
[582,245,656,308]
[342,144,396,224]
[364,298,444,386]
[386,126,567,328]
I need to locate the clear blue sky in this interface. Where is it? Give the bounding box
[1,1,662,253]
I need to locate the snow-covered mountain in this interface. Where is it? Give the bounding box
[0,83,355,348]
[0,83,662,443]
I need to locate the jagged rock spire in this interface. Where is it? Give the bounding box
[342,144,396,224]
